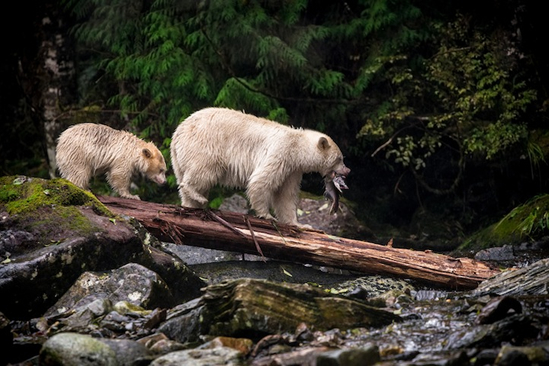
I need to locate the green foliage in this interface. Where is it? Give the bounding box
[358,14,542,192]
[66,0,425,131]
[64,0,426,200]
[62,0,547,239]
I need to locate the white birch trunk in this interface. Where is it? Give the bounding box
[40,13,76,178]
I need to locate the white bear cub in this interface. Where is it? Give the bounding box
[56,123,167,200]
[170,108,350,225]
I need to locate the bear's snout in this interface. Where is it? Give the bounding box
[336,165,350,177]
[152,174,167,185]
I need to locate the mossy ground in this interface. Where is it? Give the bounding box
[459,194,549,251]
[0,176,114,245]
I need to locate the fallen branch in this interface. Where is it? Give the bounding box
[98,196,499,290]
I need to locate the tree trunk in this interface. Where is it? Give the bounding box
[98,196,499,290]
[37,4,77,178]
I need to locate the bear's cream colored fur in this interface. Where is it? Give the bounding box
[170,108,350,225]
[56,123,166,200]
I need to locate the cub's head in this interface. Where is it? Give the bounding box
[317,136,350,179]
[140,143,167,185]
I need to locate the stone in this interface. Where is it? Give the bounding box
[39,332,153,366]
[316,345,380,366]
[0,176,204,320]
[495,344,549,366]
[150,347,243,366]
[476,296,522,325]
[200,279,402,337]
[45,263,175,318]
[473,259,549,297]
[157,298,204,344]
[39,333,118,366]
[199,336,254,356]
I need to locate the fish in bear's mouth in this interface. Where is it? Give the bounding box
[324,171,349,214]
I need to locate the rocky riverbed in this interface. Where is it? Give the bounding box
[0,176,548,366]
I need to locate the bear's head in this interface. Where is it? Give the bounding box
[140,143,167,185]
[317,136,350,178]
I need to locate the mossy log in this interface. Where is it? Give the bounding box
[98,196,499,290]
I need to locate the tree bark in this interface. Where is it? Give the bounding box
[98,196,499,290]
[37,4,77,178]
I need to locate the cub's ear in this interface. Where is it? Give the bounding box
[318,137,330,150]
[142,148,153,159]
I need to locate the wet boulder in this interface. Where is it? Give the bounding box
[150,347,244,366]
[44,263,175,318]
[199,278,402,338]
[39,332,153,366]
[0,176,204,320]
[473,258,549,297]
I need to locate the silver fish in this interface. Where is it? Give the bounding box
[324,173,348,214]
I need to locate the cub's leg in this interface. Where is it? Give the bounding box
[272,172,301,225]
[107,168,139,200]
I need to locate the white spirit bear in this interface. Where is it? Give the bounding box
[170,108,350,225]
[56,123,167,200]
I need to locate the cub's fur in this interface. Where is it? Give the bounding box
[56,123,166,200]
[170,108,350,225]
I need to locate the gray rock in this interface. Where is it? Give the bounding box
[101,338,154,366]
[0,232,144,320]
[475,245,516,261]
[45,263,175,318]
[0,176,204,320]
[137,242,206,301]
[200,279,402,337]
[150,347,243,366]
[317,345,380,366]
[157,298,204,344]
[297,197,372,238]
[495,344,549,365]
[218,194,249,214]
[39,333,118,366]
[39,332,153,366]
[473,258,549,297]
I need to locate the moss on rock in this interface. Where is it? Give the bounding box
[459,194,549,251]
[0,176,114,245]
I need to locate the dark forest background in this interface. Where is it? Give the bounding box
[1,0,548,249]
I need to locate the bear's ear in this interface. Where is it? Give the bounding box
[318,137,330,151]
[142,148,153,159]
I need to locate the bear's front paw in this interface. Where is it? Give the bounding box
[121,194,141,200]
[257,213,276,221]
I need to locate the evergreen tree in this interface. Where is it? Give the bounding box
[64,0,547,237]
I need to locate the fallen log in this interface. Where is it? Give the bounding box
[98,196,499,290]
